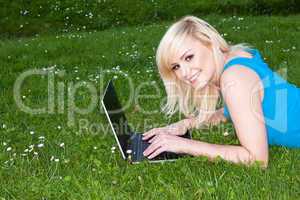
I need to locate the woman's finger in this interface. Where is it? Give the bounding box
[148,133,162,143]
[142,129,154,136]
[142,133,153,140]
[148,135,156,143]
[147,146,166,159]
[143,140,162,156]
[142,129,158,140]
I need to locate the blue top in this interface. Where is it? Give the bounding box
[222,48,300,148]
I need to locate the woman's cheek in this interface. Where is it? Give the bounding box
[194,73,209,90]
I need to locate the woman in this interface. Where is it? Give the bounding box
[142,15,300,167]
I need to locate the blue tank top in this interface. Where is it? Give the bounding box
[222,48,300,148]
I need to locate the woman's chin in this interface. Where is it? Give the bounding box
[193,80,208,90]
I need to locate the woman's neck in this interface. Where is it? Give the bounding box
[213,51,231,90]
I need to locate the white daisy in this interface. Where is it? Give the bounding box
[50,156,54,161]
[223,131,229,137]
[37,143,44,148]
[38,136,45,140]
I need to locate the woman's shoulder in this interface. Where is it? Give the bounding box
[233,49,253,58]
[220,57,265,106]
[221,48,259,81]
[220,65,261,91]
[224,49,254,67]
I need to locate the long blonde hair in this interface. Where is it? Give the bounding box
[156,15,252,129]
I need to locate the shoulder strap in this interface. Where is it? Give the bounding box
[222,49,268,79]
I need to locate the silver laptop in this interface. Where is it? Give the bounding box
[100,79,192,164]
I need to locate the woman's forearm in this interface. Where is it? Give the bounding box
[183,139,267,167]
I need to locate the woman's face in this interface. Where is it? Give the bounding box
[170,36,216,90]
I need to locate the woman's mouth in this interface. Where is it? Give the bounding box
[189,71,201,85]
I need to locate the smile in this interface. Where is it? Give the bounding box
[189,71,201,84]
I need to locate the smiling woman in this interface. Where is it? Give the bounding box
[141,15,300,167]
[156,15,252,127]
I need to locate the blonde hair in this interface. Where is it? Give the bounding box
[156,15,252,129]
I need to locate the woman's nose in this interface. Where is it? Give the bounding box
[182,65,192,80]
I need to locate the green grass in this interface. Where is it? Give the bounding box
[0,14,300,199]
[1,0,299,38]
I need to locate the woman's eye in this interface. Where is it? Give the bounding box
[185,55,194,61]
[172,65,180,71]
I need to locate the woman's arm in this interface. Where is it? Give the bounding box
[195,64,268,167]
[146,65,268,167]
[183,140,265,166]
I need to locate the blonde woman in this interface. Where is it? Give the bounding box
[142,15,300,167]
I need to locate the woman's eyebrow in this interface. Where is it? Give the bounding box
[171,48,192,66]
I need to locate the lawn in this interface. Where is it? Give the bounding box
[0,14,299,199]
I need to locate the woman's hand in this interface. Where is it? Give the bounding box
[206,107,227,126]
[142,118,192,141]
[143,134,190,159]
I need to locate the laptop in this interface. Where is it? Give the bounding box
[100,79,192,164]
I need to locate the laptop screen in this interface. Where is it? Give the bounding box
[101,80,132,158]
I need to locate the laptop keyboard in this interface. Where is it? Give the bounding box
[129,133,178,161]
